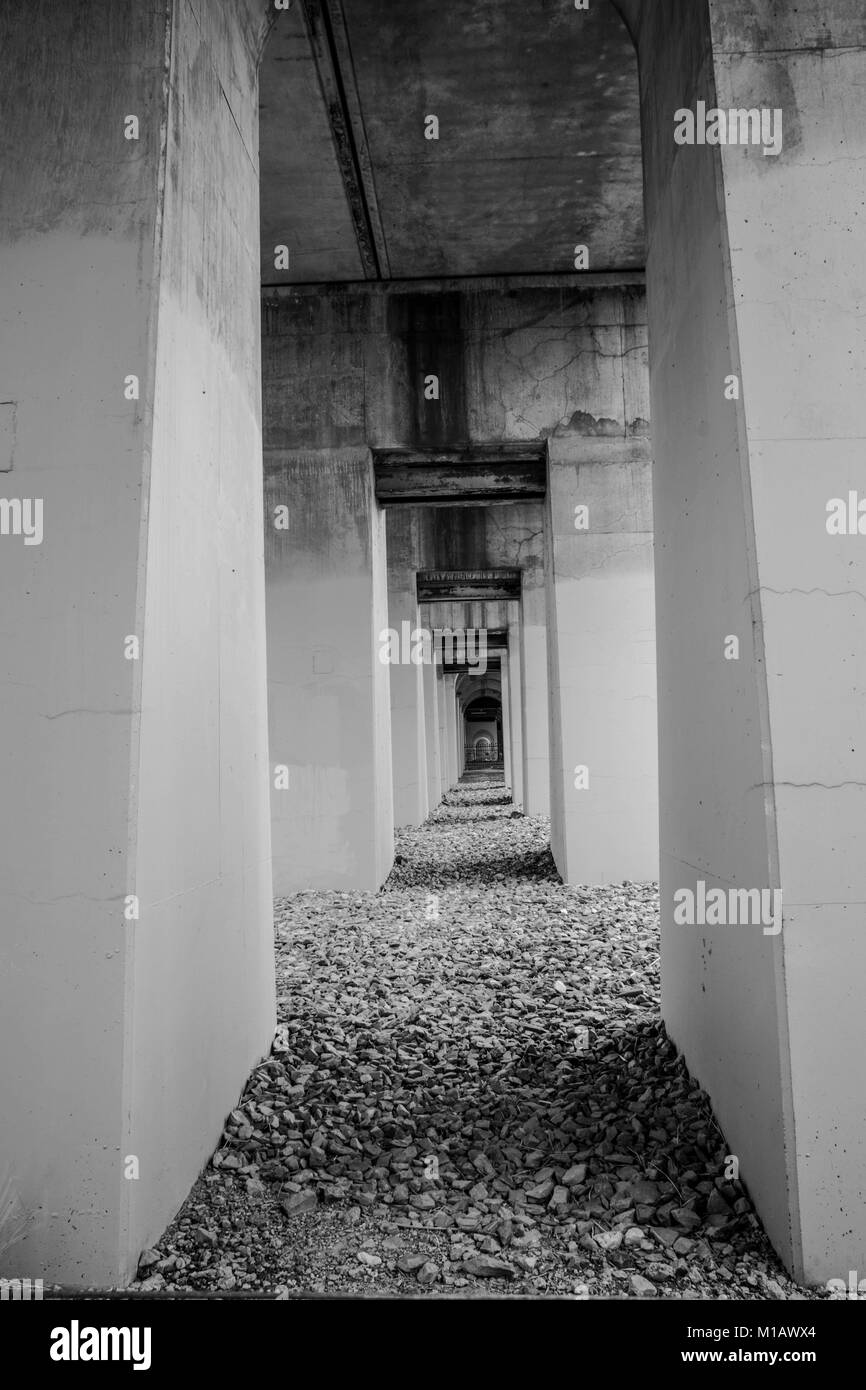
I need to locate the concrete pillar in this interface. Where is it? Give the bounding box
[265,449,394,892]
[444,674,459,786]
[500,658,514,791]
[618,0,866,1283]
[0,0,275,1286]
[436,667,450,793]
[520,579,551,815]
[545,439,658,883]
[423,655,442,812]
[387,563,428,827]
[507,621,526,809]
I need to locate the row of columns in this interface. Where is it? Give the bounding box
[265,447,659,886]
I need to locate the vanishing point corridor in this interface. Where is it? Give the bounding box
[137,781,809,1300]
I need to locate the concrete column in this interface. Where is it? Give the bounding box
[618,0,866,1283]
[500,658,513,791]
[0,0,275,1286]
[520,579,551,815]
[265,449,394,892]
[545,439,658,883]
[444,674,459,786]
[423,655,442,812]
[507,621,526,809]
[436,666,450,793]
[386,573,428,828]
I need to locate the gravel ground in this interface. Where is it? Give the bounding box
[134,781,819,1300]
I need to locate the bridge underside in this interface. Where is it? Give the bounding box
[0,0,863,1290]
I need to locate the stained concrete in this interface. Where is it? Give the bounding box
[260,0,644,283]
[423,655,443,814]
[265,449,394,892]
[261,280,652,452]
[621,0,866,1283]
[262,280,656,883]
[0,0,274,1285]
[546,439,657,884]
[386,512,429,827]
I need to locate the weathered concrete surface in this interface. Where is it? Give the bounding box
[262,281,652,453]
[260,0,643,282]
[520,576,551,815]
[260,2,364,283]
[386,512,428,827]
[506,625,526,808]
[546,439,657,884]
[0,0,274,1285]
[127,0,275,1279]
[628,0,796,1278]
[410,504,549,811]
[262,280,651,860]
[265,449,394,892]
[709,0,866,1287]
[627,0,866,1282]
[423,655,443,813]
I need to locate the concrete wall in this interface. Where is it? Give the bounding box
[0,0,274,1285]
[623,0,866,1281]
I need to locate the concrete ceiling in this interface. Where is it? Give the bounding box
[259,0,644,284]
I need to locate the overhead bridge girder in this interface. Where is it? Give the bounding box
[374,445,547,507]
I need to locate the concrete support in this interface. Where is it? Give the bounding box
[507,625,526,809]
[0,0,275,1285]
[436,667,450,794]
[619,0,866,1283]
[423,656,443,812]
[386,525,428,827]
[545,439,658,884]
[265,449,394,892]
[444,674,459,786]
[520,580,551,815]
[500,659,514,792]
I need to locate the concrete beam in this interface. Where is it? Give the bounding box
[299,0,385,278]
[416,569,522,602]
[375,447,547,506]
